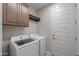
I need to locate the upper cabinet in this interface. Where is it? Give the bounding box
[19,4,29,26]
[2,3,7,24]
[2,3,29,27]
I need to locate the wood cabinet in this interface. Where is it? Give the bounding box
[19,4,29,26]
[2,3,7,24]
[2,3,29,27]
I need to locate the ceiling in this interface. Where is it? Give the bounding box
[26,3,50,10]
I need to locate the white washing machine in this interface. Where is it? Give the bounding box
[9,35,40,56]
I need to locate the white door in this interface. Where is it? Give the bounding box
[52,4,76,56]
[77,3,79,55]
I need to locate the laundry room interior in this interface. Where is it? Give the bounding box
[1,3,79,56]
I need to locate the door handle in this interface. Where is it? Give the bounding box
[53,37,55,39]
[53,34,55,36]
[53,34,55,39]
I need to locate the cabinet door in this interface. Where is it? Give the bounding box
[19,4,29,26]
[3,3,18,25]
[2,3,7,24]
[6,3,18,25]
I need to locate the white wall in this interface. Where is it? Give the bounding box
[0,3,2,56]
[3,6,38,55]
[37,4,53,54]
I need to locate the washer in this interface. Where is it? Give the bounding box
[9,35,39,56]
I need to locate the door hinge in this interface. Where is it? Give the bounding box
[75,37,77,41]
[75,4,77,7]
[75,20,77,24]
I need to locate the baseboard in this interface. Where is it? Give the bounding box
[0,53,2,56]
[76,53,79,56]
[45,51,52,56]
[76,54,79,56]
[2,53,8,56]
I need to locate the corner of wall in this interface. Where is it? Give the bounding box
[0,3,2,56]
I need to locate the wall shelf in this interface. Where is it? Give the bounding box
[29,14,40,22]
